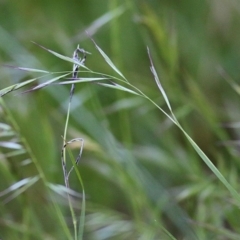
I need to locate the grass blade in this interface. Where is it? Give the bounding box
[48,183,82,198]
[21,73,71,93]
[91,38,127,81]
[0,141,22,149]
[32,41,91,71]
[1,176,40,203]
[147,47,173,114]
[0,78,39,97]
[180,127,240,203]
[73,5,125,41]
[147,50,240,203]
[58,77,110,84]
[97,82,140,95]
[3,64,49,73]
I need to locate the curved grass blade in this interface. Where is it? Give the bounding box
[31,41,91,71]
[73,5,125,41]
[0,176,40,203]
[0,78,39,97]
[62,138,84,183]
[179,126,240,203]
[147,49,240,203]
[48,183,82,198]
[0,177,34,197]
[147,47,174,115]
[21,72,71,94]
[91,38,127,81]
[97,82,140,95]
[58,77,110,85]
[0,141,22,149]
[2,64,49,73]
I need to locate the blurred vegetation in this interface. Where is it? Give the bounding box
[1,0,240,239]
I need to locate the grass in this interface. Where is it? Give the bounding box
[1,1,240,239]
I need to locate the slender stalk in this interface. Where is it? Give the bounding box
[62,45,88,240]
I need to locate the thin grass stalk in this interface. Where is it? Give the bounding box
[61,70,80,240]
[67,145,86,240]
[62,131,85,240]
[78,190,86,240]
[61,45,88,239]
[62,138,84,239]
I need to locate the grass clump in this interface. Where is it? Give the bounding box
[1,1,240,239]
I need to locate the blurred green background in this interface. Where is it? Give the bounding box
[1,0,240,239]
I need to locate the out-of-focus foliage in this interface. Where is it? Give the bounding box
[1,0,240,239]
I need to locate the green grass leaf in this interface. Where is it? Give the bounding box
[58,77,110,84]
[3,64,49,73]
[91,39,127,81]
[21,72,71,93]
[147,47,173,114]
[32,41,91,71]
[97,82,140,95]
[0,77,39,96]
